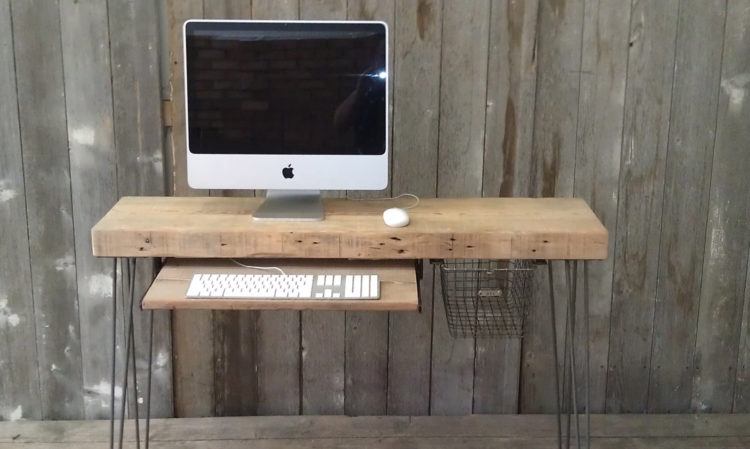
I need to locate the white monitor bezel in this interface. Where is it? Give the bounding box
[183,19,389,191]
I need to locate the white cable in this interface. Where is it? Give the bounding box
[230,259,287,275]
[349,193,420,209]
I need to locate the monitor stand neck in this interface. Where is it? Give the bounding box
[252,190,324,221]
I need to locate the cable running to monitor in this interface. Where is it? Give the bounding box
[230,260,287,275]
[350,193,420,209]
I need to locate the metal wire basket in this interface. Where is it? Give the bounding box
[437,259,535,338]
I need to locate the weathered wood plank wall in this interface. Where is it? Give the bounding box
[1,0,170,421]
[1,0,749,419]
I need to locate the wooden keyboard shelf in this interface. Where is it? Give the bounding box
[142,258,419,311]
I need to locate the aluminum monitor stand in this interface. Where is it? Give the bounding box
[252,190,325,221]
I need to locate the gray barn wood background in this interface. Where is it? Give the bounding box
[1,0,750,420]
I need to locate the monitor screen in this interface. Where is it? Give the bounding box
[185,21,387,156]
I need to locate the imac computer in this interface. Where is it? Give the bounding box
[183,20,388,220]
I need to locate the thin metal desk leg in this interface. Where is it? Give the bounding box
[583,261,591,449]
[119,258,139,449]
[128,259,141,449]
[144,257,160,449]
[547,261,562,449]
[145,309,154,449]
[561,264,571,449]
[564,261,581,449]
[110,258,118,449]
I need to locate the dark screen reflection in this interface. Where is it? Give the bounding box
[186,23,386,155]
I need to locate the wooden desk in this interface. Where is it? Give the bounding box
[92,196,606,449]
[92,196,607,260]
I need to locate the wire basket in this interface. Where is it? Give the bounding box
[438,259,535,338]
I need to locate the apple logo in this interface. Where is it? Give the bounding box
[282,164,294,179]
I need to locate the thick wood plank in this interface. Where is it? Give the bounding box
[386,0,442,417]
[11,0,79,420]
[481,0,538,199]
[474,0,539,414]
[108,0,173,418]
[297,0,348,416]
[253,0,299,18]
[647,0,726,413]
[521,0,585,413]
[5,415,750,443]
[92,197,608,260]
[203,0,252,18]
[166,0,205,197]
[4,437,750,449]
[435,0,490,199]
[692,0,750,413]
[605,0,679,413]
[300,0,346,21]
[166,0,214,418]
[201,0,258,418]
[248,0,303,417]
[343,0,396,417]
[571,0,631,413]
[59,0,120,420]
[0,0,41,422]
[432,0,493,416]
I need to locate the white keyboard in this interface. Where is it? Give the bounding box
[186,273,380,300]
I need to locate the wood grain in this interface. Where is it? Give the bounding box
[108,0,173,418]
[201,0,258,419]
[647,0,727,413]
[736,247,750,412]
[92,197,608,260]
[691,0,750,413]
[430,0,492,415]
[0,0,41,422]
[521,0,585,413]
[144,259,418,312]
[11,0,79,420]
[343,0,396,416]
[249,0,303,417]
[4,414,750,448]
[59,0,120,420]
[298,0,349,415]
[571,0,631,413]
[386,0,442,417]
[166,0,214,418]
[606,0,679,413]
[474,0,539,414]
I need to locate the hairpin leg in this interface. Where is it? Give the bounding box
[561,265,570,449]
[564,261,581,449]
[145,307,154,448]
[547,261,562,449]
[583,261,591,449]
[110,258,118,449]
[128,258,141,449]
[118,259,140,449]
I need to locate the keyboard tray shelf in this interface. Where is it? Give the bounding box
[142,258,419,311]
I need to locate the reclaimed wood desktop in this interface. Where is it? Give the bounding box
[92,196,607,260]
[91,196,607,449]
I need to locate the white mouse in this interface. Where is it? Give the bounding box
[383,207,410,228]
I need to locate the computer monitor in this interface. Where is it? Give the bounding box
[183,20,388,220]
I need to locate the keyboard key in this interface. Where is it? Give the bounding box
[345,275,354,296]
[362,275,369,297]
